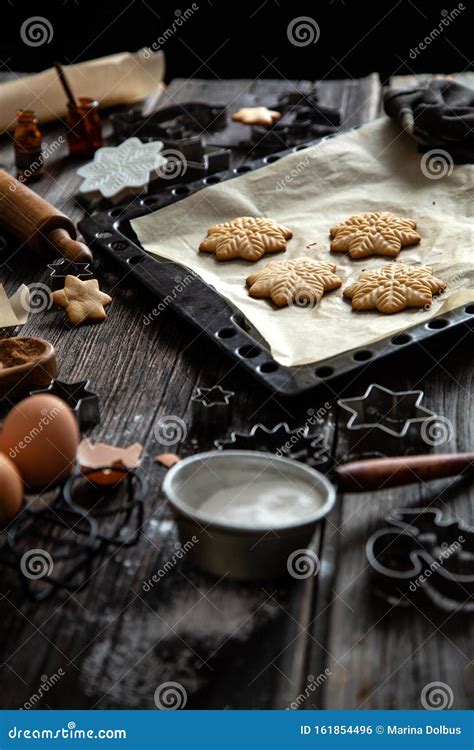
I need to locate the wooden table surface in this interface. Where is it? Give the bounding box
[0,74,472,710]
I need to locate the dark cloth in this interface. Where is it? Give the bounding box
[384,79,474,163]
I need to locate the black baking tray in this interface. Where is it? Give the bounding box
[79,142,474,398]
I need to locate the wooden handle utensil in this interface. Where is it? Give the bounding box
[0,169,92,262]
[335,453,474,492]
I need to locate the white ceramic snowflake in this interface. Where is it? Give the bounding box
[77,137,167,203]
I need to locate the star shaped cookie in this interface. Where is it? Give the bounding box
[232,107,281,127]
[51,275,112,325]
[343,263,446,314]
[199,216,292,262]
[246,258,342,308]
[330,211,421,259]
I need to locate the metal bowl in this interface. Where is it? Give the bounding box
[163,450,336,581]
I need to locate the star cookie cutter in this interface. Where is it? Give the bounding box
[366,507,474,613]
[47,259,93,291]
[337,383,437,458]
[215,422,330,470]
[30,379,100,430]
[191,385,234,435]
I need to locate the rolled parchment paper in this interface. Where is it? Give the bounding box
[0,49,165,133]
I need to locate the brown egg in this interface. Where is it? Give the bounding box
[0,395,79,489]
[0,452,24,524]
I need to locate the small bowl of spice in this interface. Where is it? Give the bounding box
[163,450,335,581]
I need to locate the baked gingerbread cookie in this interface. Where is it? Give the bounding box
[343,263,446,314]
[199,216,292,262]
[247,257,342,308]
[51,275,112,325]
[330,211,421,259]
[232,107,281,127]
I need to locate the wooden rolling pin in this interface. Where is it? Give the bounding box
[335,452,474,492]
[0,169,92,262]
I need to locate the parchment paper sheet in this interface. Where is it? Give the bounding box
[132,118,474,367]
[0,50,165,133]
[0,284,29,328]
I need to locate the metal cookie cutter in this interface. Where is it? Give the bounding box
[366,507,474,613]
[249,87,341,152]
[97,130,230,199]
[337,383,437,458]
[215,422,330,471]
[47,259,93,291]
[191,385,234,435]
[31,379,100,430]
[110,102,228,142]
[2,466,146,601]
[5,498,100,602]
[157,135,231,183]
[62,467,147,548]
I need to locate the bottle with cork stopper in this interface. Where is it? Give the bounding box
[13,110,44,182]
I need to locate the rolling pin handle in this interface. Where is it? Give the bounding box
[48,227,93,262]
[0,168,93,263]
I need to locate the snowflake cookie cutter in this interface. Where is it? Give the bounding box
[215,422,330,470]
[366,507,474,613]
[77,137,167,204]
[337,383,438,458]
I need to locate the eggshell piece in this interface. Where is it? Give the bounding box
[0,452,24,524]
[77,438,143,485]
[0,395,79,489]
[154,453,181,468]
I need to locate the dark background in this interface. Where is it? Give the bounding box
[0,0,471,82]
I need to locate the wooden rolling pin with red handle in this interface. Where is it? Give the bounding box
[0,169,92,262]
[335,452,474,492]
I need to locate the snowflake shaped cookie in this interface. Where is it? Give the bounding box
[199,216,293,262]
[343,263,446,314]
[77,137,167,203]
[246,257,342,308]
[330,211,421,259]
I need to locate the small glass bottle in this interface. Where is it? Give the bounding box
[66,97,102,158]
[13,110,43,181]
